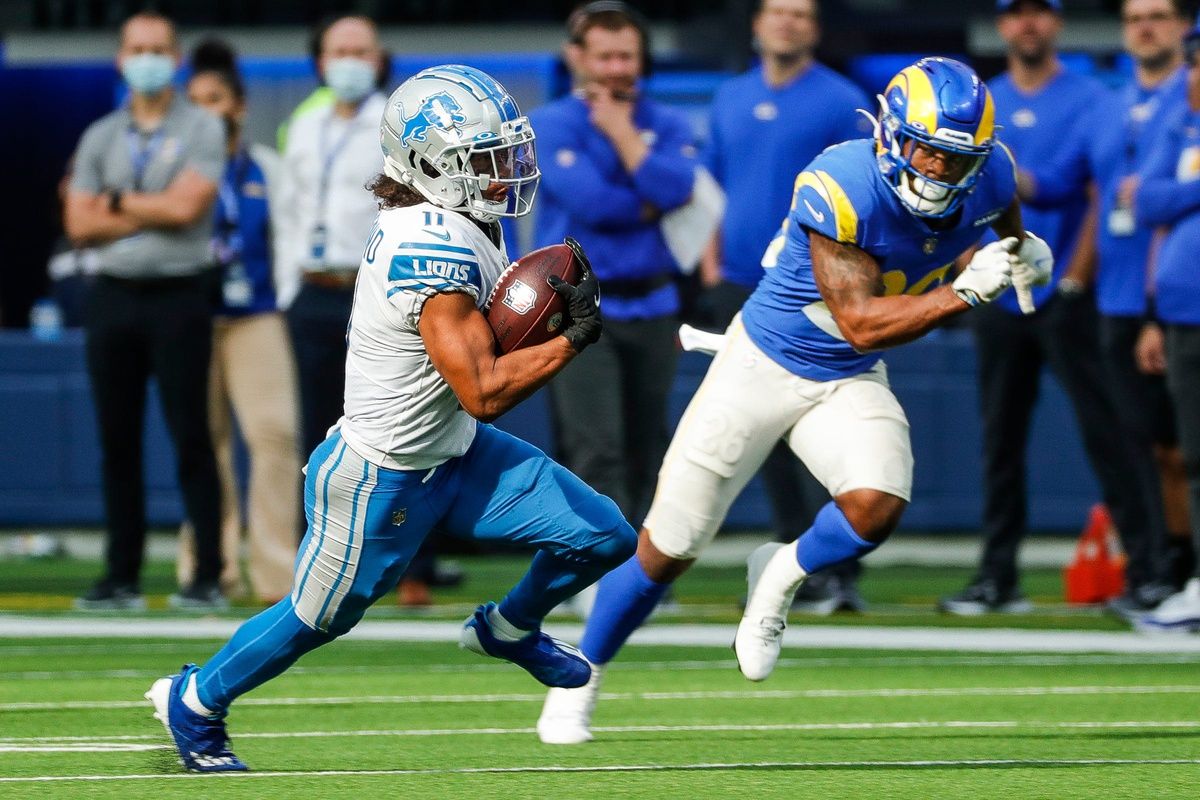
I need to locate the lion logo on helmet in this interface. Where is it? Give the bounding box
[400,91,468,144]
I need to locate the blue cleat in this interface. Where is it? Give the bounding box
[145,664,248,773]
[460,602,591,688]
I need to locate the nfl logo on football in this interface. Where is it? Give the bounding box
[502,280,538,315]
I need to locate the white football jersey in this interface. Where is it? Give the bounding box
[336,202,510,470]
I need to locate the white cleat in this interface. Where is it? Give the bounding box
[1136,578,1200,634]
[735,542,799,681]
[145,676,172,730]
[536,663,603,744]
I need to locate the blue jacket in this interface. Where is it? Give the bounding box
[1029,67,1188,317]
[1139,103,1200,325]
[531,94,698,320]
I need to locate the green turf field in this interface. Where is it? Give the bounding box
[1,638,1199,798]
[1,552,1197,797]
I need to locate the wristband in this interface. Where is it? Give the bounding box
[109,189,123,213]
[1057,277,1085,297]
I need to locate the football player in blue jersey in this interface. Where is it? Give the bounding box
[538,56,1054,743]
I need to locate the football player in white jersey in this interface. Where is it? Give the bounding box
[145,65,635,773]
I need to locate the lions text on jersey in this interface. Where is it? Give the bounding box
[741,138,1018,381]
[337,202,510,470]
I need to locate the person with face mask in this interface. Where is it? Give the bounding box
[64,11,227,611]
[278,15,388,471]
[172,39,301,606]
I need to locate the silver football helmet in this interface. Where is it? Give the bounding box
[380,65,539,221]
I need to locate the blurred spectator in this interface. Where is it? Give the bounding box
[279,15,387,460]
[941,0,1176,618]
[64,11,226,611]
[701,0,871,613]
[1000,0,1194,610]
[275,27,394,153]
[1110,0,1196,591]
[532,1,700,524]
[173,39,300,605]
[1130,17,1200,629]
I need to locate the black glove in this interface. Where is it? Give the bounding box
[547,236,602,352]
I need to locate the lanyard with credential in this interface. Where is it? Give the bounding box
[316,112,358,225]
[215,152,250,263]
[126,127,166,191]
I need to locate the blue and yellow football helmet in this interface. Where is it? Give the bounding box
[875,57,996,219]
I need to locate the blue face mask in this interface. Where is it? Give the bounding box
[121,53,176,96]
[325,58,376,103]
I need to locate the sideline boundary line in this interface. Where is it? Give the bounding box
[1,615,1198,653]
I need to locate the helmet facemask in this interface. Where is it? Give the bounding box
[875,93,993,220]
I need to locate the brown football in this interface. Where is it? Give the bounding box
[485,243,583,354]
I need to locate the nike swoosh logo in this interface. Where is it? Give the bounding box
[802,198,826,224]
[423,228,451,241]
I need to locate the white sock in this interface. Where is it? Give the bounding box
[182,673,218,719]
[746,541,808,620]
[487,605,532,642]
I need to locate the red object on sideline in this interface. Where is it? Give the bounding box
[1063,504,1126,604]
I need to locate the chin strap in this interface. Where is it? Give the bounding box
[898,173,952,216]
[382,156,407,184]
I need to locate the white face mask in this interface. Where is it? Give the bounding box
[121,53,175,96]
[325,58,376,103]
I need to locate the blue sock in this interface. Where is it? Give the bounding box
[195,597,334,714]
[795,502,878,574]
[579,555,669,665]
[498,550,610,631]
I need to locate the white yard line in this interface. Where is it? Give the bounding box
[5,652,1200,681]
[2,758,1200,783]
[4,684,1198,712]
[1,614,1198,652]
[3,719,1200,748]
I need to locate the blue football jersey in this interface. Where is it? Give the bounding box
[740,138,1017,381]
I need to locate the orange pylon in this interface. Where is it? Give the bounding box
[1063,504,1126,604]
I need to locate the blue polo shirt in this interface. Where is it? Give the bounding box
[986,68,1105,315]
[215,149,276,317]
[1030,67,1188,317]
[1139,103,1200,325]
[706,62,870,288]
[531,94,698,321]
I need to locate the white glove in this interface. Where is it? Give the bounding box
[1012,232,1055,315]
[953,237,1017,307]
[678,323,726,356]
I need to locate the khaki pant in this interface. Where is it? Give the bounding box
[178,312,301,601]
